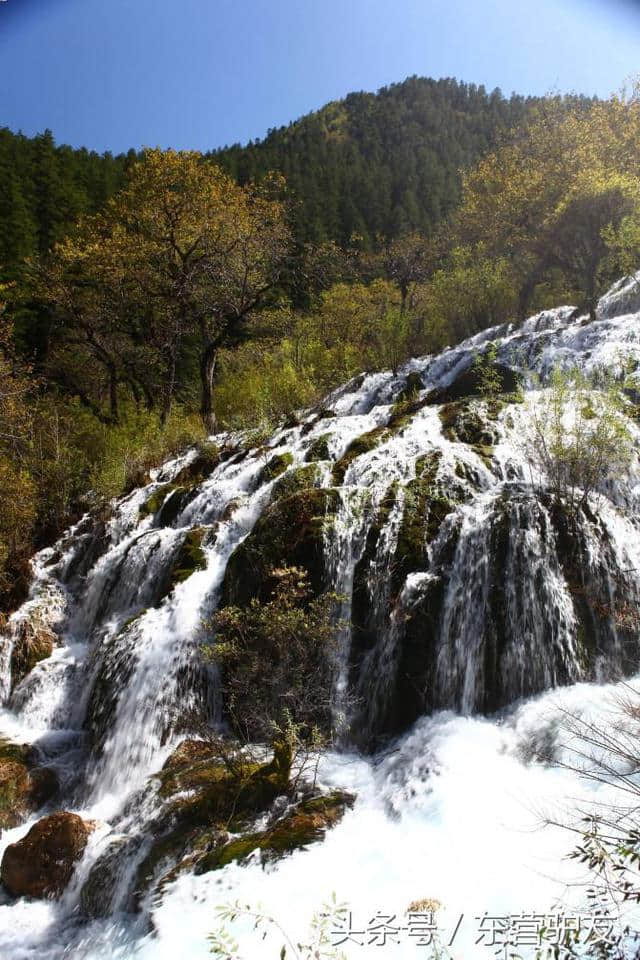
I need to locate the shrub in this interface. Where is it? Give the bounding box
[207,565,345,747]
[525,367,634,514]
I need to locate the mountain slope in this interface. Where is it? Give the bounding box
[213,77,589,244]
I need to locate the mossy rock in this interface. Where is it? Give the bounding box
[387,393,431,432]
[331,427,391,484]
[393,452,457,591]
[427,361,521,404]
[282,412,301,430]
[270,464,320,502]
[157,739,291,822]
[305,434,332,462]
[438,400,498,447]
[134,741,294,903]
[0,739,59,831]
[350,483,399,666]
[10,619,55,689]
[196,789,355,873]
[156,486,198,527]
[222,488,340,605]
[168,528,207,588]
[173,443,220,485]
[139,483,178,519]
[257,452,294,486]
[396,371,424,403]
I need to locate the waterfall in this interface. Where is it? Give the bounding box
[2,274,640,958]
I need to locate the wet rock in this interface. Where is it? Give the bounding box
[395,370,424,402]
[196,790,355,872]
[9,618,56,689]
[257,452,294,486]
[305,434,332,462]
[427,360,520,404]
[80,836,133,918]
[167,527,207,587]
[173,442,221,485]
[1,812,95,898]
[222,488,339,604]
[270,464,320,501]
[0,740,59,830]
[133,740,294,905]
[331,427,390,484]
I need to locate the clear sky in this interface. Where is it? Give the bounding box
[1,0,639,155]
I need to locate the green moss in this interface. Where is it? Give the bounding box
[139,483,177,519]
[222,487,340,605]
[9,623,55,689]
[271,464,320,502]
[331,427,391,484]
[0,740,58,830]
[439,400,497,448]
[396,371,423,403]
[472,444,495,470]
[169,528,206,587]
[305,434,331,462]
[135,741,295,901]
[257,452,294,486]
[173,442,221,485]
[0,739,30,765]
[196,789,355,873]
[393,452,457,591]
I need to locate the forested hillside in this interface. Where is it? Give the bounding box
[0,128,133,276]
[1,77,583,271]
[214,77,550,244]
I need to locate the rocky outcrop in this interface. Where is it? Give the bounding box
[0,739,58,830]
[222,487,339,604]
[9,617,56,690]
[1,812,95,898]
[124,738,353,908]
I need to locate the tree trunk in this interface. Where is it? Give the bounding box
[160,346,178,426]
[108,364,119,425]
[199,343,218,434]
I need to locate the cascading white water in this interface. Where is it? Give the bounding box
[2,274,640,958]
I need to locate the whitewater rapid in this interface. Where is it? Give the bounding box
[2,679,639,959]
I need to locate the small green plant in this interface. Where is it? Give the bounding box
[208,895,350,960]
[473,342,502,399]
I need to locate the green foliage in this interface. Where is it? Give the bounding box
[525,367,634,513]
[473,343,503,399]
[209,894,350,960]
[86,404,205,500]
[209,565,344,744]
[453,90,640,319]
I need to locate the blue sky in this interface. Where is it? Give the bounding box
[1,0,639,154]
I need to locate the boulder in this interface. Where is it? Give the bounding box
[0,740,59,830]
[9,618,55,689]
[1,812,95,898]
[222,488,339,604]
[427,360,520,405]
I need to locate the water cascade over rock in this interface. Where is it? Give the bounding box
[2,274,640,957]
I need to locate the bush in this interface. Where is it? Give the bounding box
[207,565,345,747]
[525,367,634,514]
[86,403,205,499]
